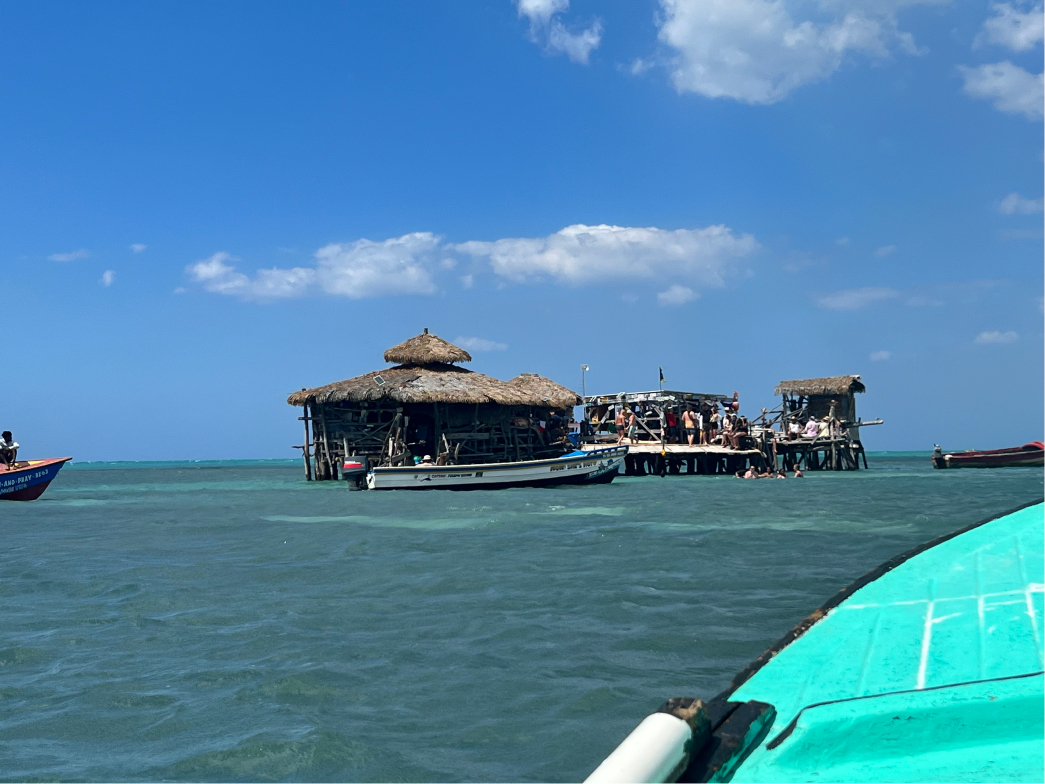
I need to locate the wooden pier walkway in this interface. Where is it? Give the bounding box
[580,442,766,476]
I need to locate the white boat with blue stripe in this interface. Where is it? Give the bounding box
[366,446,627,491]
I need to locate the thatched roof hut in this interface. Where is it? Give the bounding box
[774,376,865,397]
[288,365,529,407]
[383,328,471,366]
[507,373,582,409]
[289,331,580,410]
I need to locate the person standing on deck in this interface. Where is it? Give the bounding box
[615,408,628,445]
[0,431,18,469]
[627,409,640,445]
[708,407,720,444]
[682,407,697,446]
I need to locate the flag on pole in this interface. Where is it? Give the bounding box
[659,366,665,387]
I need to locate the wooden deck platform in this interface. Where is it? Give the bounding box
[579,442,766,476]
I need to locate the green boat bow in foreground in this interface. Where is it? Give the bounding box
[587,501,1045,783]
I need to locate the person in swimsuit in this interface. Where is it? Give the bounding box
[627,409,639,444]
[681,407,697,446]
[615,408,628,445]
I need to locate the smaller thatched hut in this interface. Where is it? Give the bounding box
[288,330,581,479]
[774,375,865,422]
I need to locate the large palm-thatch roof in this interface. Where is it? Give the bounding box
[506,373,582,409]
[383,329,471,366]
[774,375,866,396]
[288,365,515,406]
[289,330,581,407]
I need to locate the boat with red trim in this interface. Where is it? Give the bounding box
[0,458,73,501]
[931,441,1043,469]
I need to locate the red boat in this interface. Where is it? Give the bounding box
[0,457,73,500]
[932,442,1044,469]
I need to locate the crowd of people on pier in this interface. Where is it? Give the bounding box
[585,400,847,452]
[587,401,754,449]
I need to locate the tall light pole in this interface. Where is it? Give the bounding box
[581,364,589,399]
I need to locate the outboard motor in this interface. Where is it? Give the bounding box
[342,455,369,491]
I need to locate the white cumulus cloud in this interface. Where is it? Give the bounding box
[48,249,90,262]
[974,330,1019,344]
[313,233,440,298]
[186,233,441,301]
[657,284,696,306]
[874,244,897,257]
[454,336,508,352]
[959,61,1044,120]
[976,2,1044,52]
[456,223,758,289]
[869,349,892,361]
[654,0,930,104]
[100,270,115,287]
[515,0,602,64]
[130,243,147,253]
[999,192,1044,214]
[817,286,900,310]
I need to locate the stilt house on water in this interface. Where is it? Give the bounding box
[287,330,581,480]
[772,375,883,471]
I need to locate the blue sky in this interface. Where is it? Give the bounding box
[2,0,1042,460]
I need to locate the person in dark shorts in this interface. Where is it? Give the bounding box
[0,431,19,469]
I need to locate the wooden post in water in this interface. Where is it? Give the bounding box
[301,403,313,481]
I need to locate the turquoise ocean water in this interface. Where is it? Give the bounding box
[1,455,1041,782]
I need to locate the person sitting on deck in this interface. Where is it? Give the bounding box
[804,417,819,439]
[788,418,801,440]
[818,416,831,439]
[0,431,18,467]
[1,431,18,469]
[615,408,628,445]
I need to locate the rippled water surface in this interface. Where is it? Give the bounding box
[2,456,1041,782]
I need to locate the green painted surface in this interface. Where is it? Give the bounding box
[730,503,1045,783]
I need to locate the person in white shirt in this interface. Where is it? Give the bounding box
[0,431,19,469]
[788,419,801,440]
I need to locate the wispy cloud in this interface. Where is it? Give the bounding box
[817,287,899,310]
[974,330,1018,344]
[100,270,115,287]
[869,350,891,361]
[454,336,508,352]
[975,2,1044,52]
[48,249,90,262]
[657,284,696,306]
[130,243,147,253]
[515,0,602,64]
[874,244,896,257]
[999,192,1044,214]
[959,61,1044,120]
